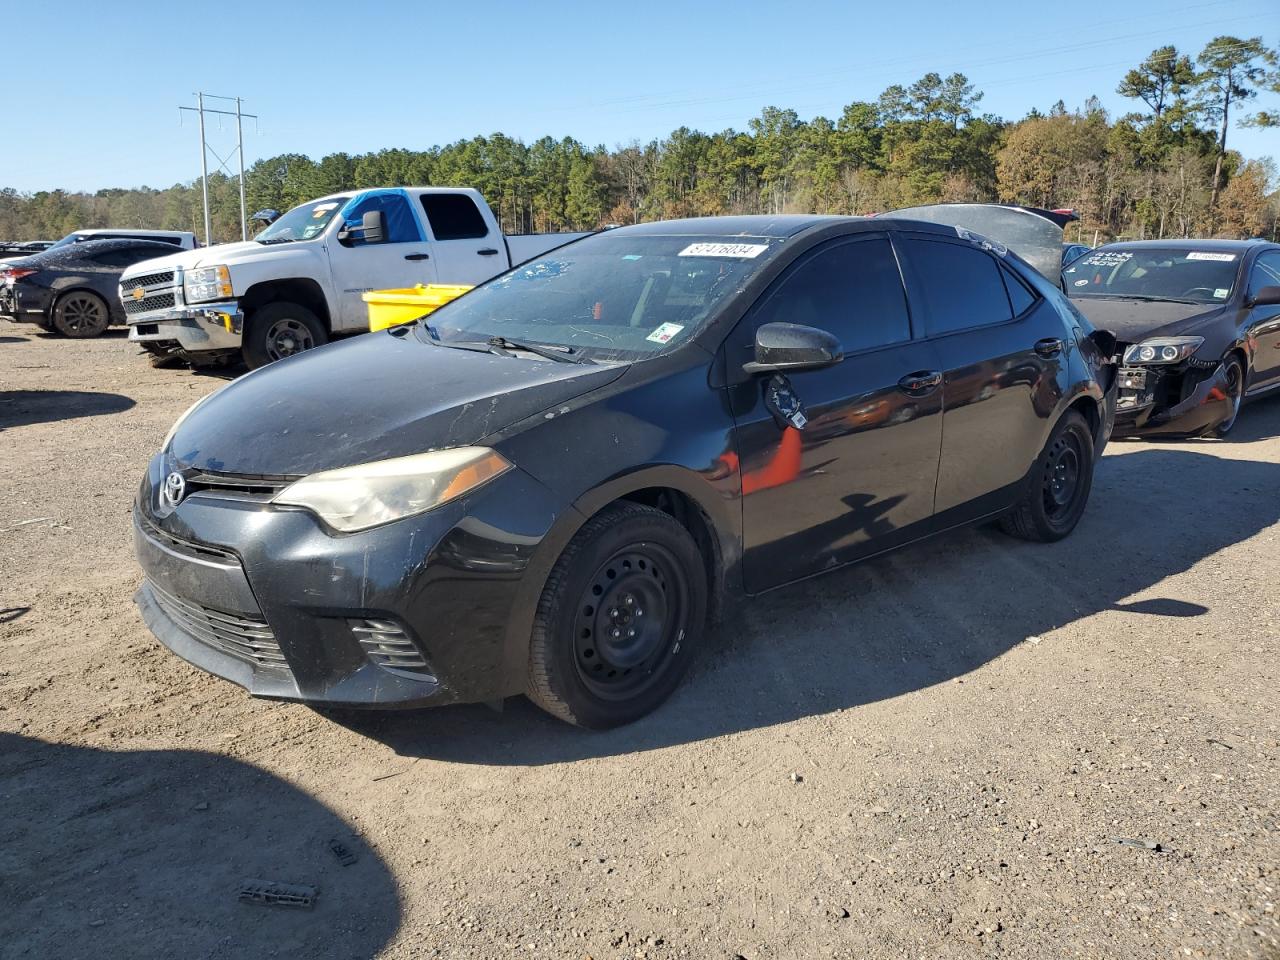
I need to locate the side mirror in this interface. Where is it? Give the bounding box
[338,209,387,246]
[1248,285,1280,308]
[742,322,843,375]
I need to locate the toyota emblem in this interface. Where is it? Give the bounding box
[162,471,187,508]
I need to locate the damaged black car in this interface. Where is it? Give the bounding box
[1065,239,1280,438]
[134,211,1115,728]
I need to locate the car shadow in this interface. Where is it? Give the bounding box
[0,390,136,429]
[0,733,400,959]
[0,336,26,343]
[332,433,1280,766]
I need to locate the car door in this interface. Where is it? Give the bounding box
[895,233,1069,522]
[727,233,944,593]
[326,190,436,329]
[1244,251,1280,390]
[417,192,505,286]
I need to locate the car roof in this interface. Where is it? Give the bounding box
[34,238,180,259]
[1096,238,1278,252]
[609,214,959,240]
[74,228,190,237]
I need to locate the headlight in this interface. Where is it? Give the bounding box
[1122,336,1204,365]
[163,390,218,451]
[273,448,512,533]
[184,264,232,303]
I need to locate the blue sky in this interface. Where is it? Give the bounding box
[4,0,1276,193]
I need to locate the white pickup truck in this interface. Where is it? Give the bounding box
[119,187,590,367]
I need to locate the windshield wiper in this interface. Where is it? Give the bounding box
[477,335,590,364]
[256,236,296,245]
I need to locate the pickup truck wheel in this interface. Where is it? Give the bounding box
[527,503,707,729]
[243,302,327,369]
[52,291,111,338]
[999,410,1095,543]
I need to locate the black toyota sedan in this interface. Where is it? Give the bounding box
[0,238,179,337]
[134,214,1115,728]
[1065,239,1280,437]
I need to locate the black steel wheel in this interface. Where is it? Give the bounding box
[1000,410,1095,542]
[52,291,110,338]
[1208,355,1245,438]
[528,503,707,728]
[242,301,328,369]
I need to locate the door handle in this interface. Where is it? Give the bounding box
[1035,337,1064,358]
[898,370,942,395]
[477,248,500,256]
[404,253,430,261]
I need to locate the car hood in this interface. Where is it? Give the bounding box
[118,240,307,279]
[170,330,627,476]
[1067,297,1226,343]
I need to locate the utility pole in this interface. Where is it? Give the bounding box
[179,93,259,244]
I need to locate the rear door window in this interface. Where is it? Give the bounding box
[420,194,490,240]
[899,237,1014,336]
[1001,265,1038,316]
[750,236,911,354]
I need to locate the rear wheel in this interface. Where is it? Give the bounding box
[1000,410,1095,542]
[52,291,110,337]
[242,301,327,369]
[527,503,707,728]
[1207,355,1245,438]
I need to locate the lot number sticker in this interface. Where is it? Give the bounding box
[646,322,685,344]
[678,242,769,258]
[1186,252,1236,261]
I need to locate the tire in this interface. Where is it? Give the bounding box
[1206,355,1245,438]
[1000,410,1095,543]
[52,291,110,338]
[527,503,708,728]
[242,301,327,369]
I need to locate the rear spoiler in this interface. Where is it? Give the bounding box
[882,203,1078,283]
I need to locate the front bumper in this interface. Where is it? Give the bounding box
[127,302,243,353]
[131,455,569,708]
[1113,360,1234,437]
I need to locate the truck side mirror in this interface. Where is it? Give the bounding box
[1248,285,1280,308]
[338,209,387,246]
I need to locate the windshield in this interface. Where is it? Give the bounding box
[1064,247,1240,303]
[423,233,782,361]
[254,197,351,244]
[48,232,88,250]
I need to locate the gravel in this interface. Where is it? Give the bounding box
[1,319,1277,959]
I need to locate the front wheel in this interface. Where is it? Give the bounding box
[242,301,327,369]
[1000,410,1095,543]
[527,503,707,728]
[1206,355,1245,438]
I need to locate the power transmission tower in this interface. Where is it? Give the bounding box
[179,93,259,244]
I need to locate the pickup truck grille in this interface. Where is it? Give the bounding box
[124,292,175,315]
[120,269,179,317]
[129,269,176,289]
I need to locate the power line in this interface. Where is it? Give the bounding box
[179,93,259,243]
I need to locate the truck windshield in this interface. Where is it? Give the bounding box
[1064,247,1240,303]
[424,233,782,361]
[255,197,351,244]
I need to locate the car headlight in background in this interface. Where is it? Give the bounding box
[273,448,512,533]
[1122,336,1204,365]
[183,264,232,303]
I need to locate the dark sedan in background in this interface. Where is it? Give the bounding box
[1065,239,1280,437]
[133,209,1116,728]
[0,238,179,337]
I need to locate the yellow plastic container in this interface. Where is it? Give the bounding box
[363,284,473,332]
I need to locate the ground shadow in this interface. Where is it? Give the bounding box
[0,606,29,624]
[0,336,25,343]
[333,414,1280,765]
[0,390,135,429]
[0,734,400,959]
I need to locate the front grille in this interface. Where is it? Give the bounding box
[129,270,175,289]
[185,472,295,502]
[123,292,175,315]
[149,580,287,671]
[349,618,435,679]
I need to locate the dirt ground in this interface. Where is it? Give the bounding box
[1,318,1277,960]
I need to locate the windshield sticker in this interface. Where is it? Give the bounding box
[622,254,643,261]
[311,202,338,218]
[1186,251,1236,262]
[1073,279,1090,286]
[646,322,685,344]
[1080,251,1132,267]
[1214,288,1230,299]
[678,242,768,259]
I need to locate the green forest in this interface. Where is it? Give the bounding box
[2,36,1277,245]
